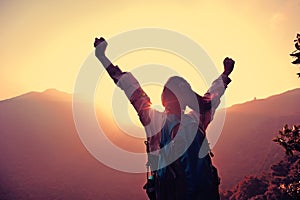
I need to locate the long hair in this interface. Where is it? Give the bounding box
[161,76,194,113]
[161,76,211,114]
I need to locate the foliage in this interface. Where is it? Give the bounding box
[221,124,300,200]
[272,124,300,156]
[272,124,300,199]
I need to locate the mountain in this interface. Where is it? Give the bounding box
[6,89,72,102]
[213,88,300,190]
[0,88,299,199]
[0,89,147,200]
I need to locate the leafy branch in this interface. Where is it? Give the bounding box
[272,124,300,156]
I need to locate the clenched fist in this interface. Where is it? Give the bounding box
[94,37,108,58]
[223,57,235,76]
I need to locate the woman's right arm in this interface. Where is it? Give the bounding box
[94,38,162,170]
[94,37,152,126]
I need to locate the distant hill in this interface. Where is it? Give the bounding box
[5,89,72,102]
[0,89,147,200]
[213,88,300,190]
[0,88,299,199]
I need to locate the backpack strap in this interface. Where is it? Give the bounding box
[170,123,180,140]
[143,141,157,200]
[144,141,151,179]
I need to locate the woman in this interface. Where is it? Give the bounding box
[94,37,235,200]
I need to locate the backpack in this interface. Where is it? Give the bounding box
[143,114,220,200]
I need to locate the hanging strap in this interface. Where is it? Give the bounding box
[144,141,151,180]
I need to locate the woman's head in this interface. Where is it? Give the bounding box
[161,76,193,113]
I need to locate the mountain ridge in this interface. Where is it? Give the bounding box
[2,87,300,107]
[0,89,72,103]
[227,88,300,114]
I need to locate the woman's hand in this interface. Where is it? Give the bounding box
[223,57,235,76]
[94,37,108,58]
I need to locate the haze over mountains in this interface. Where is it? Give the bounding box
[0,89,146,200]
[214,88,300,189]
[0,88,299,199]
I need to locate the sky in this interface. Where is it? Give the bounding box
[1,0,300,108]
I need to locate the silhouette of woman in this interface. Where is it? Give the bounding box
[94,37,235,200]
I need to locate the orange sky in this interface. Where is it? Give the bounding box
[0,0,299,107]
